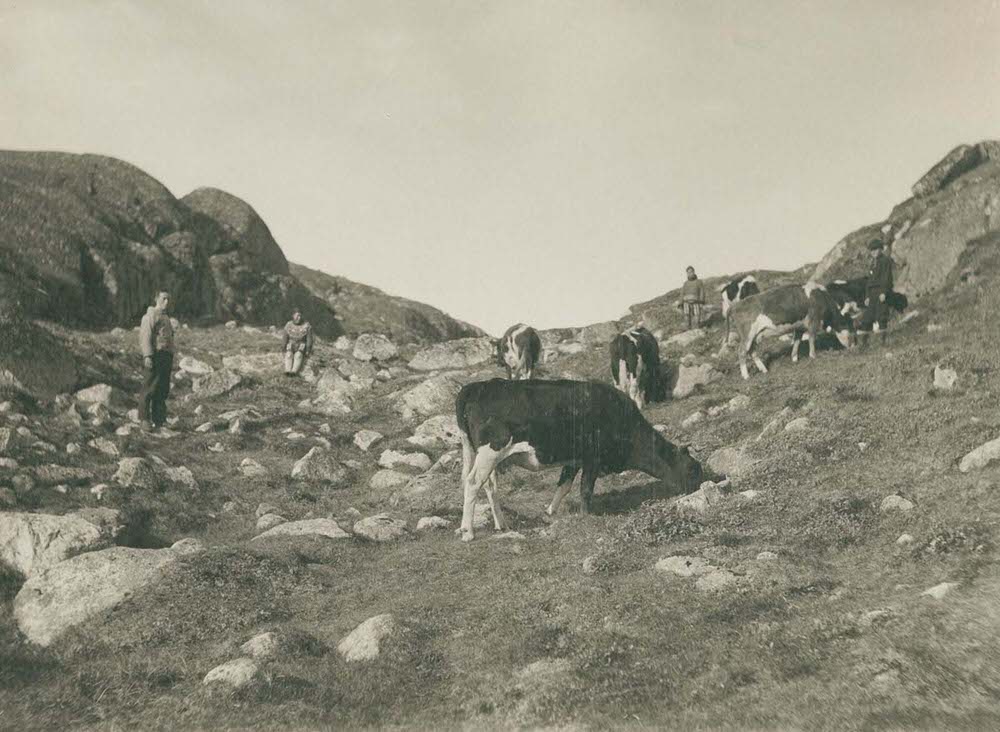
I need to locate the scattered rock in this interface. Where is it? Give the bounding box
[13,546,181,646]
[32,465,95,486]
[664,328,705,348]
[256,502,280,518]
[239,458,268,478]
[74,384,119,409]
[179,356,214,375]
[706,447,754,480]
[491,531,526,541]
[695,569,737,591]
[578,321,620,345]
[378,449,432,473]
[921,582,958,600]
[785,417,810,432]
[959,436,1000,473]
[241,632,279,660]
[672,363,722,399]
[407,337,495,371]
[675,481,729,513]
[256,514,288,532]
[203,658,259,690]
[880,495,915,513]
[225,320,238,329]
[333,336,353,351]
[208,442,224,453]
[655,555,713,577]
[0,427,15,454]
[221,353,282,377]
[896,533,915,546]
[88,437,119,457]
[933,365,959,391]
[338,614,398,662]
[253,518,349,542]
[291,447,349,485]
[353,430,384,452]
[0,457,18,471]
[65,443,80,455]
[369,469,412,490]
[756,551,778,561]
[926,323,943,333]
[192,369,243,398]
[170,538,205,555]
[415,516,451,531]
[396,373,465,419]
[353,514,408,542]
[681,411,705,428]
[352,334,398,362]
[408,414,462,449]
[0,512,108,578]
[727,394,751,411]
[338,359,378,380]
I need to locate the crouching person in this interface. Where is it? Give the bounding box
[282,310,313,375]
[138,291,174,432]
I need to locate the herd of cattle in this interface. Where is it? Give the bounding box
[453,274,907,540]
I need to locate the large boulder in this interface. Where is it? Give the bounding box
[353,334,398,362]
[13,545,195,646]
[221,353,283,377]
[407,337,495,371]
[672,363,722,399]
[408,414,462,449]
[397,373,466,419]
[192,369,243,398]
[0,512,108,578]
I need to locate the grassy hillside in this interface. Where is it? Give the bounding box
[2,241,998,729]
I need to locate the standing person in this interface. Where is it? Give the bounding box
[282,309,313,376]
[681,266,706,330]
[138,291,174,431]
[858,238,895,348]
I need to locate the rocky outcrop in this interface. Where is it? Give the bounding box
[407,337,494,371]
[813,140,1000,298]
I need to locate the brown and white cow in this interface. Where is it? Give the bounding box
[497,323,542,380]
[609,326,664,409]
[455,378,704,541]
[729,282,852,380]
[718,275,761,352]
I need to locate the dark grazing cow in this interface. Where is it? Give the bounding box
[454,379,704,541]
[718,275,761,352]
[826,278,908,329]
[609,326,664,409]
[497,323,542,380]
[729,283,852,379]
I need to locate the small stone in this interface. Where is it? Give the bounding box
[203,658,258,689]
[926,324,942,333]
[727,394,751,411]
[240,632,279,660]
[378,449,432,472]
[239,458,268,478]
[170,538,205,555]
[286,431,306,440]
[253,518,349,541]
[582,556,600,575]
[88,438,119,457]
[208,442,224,453]
[90,483,109,500]
[880,495,914,513]
[490,531,525,541]
[225,320,238,329]
[858,442,868,452]
[737,489,760,502]
[338,614,398,662]
[416,516,451,531]
[353,430,384,452]
[318,423,331,434]
[368,469,412,490]
[921,582,958,600]
[66,443,80,455]
[195,422,214,433]
[896,533,915,546]
[785,417,810,432]
[681,411,705,428]
[353,514,408,542]
[696,570,737,591]
[756,551,778,561]
[959,435,1000,473]
[932,365,959,391]
[0,457,19,470]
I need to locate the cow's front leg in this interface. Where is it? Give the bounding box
[485,472,508,531]
[791,333,801,363]
[458,447,500,541]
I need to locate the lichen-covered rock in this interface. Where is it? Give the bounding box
[369,469,412,490]
[353,334,398,362]
[0,512,107,578]
[377,449,432,473]
[353,514,408,542]
[252,518,349,541]
[407,337,494,371]
[397,373,465,419]
[353,430,384,452]
[672,363,722,399]
[407,414,461,449]
[291,447,349,484]
[203,658,259,689]
[192,369,243,398]
[959,436,1000,473]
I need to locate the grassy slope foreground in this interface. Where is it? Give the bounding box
[2,239,1000,730]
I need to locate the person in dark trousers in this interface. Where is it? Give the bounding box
[282,309,314,375]
[858,238,894,348]
[681,266,706,330]
[138,291,175,431]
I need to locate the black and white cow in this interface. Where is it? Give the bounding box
[609,326,664,409]
[826,278,908,329]
[455,379,704,541]
[718,275,761,351]
[497,323,542,380]
[729,282,852,380]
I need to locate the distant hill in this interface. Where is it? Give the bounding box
[0,150,485,344]
[290,263,486,344]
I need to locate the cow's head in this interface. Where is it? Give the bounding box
[676,444,704,492]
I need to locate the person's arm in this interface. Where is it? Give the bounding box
[281,328,289,351]
[139,313,154,365]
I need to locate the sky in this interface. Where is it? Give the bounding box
[3,1,1000,335]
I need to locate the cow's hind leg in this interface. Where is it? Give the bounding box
[547,466,579,516]
[578,464,598,514]
[485,471,508,531]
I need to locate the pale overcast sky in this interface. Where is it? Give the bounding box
[4,1,1000,335]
